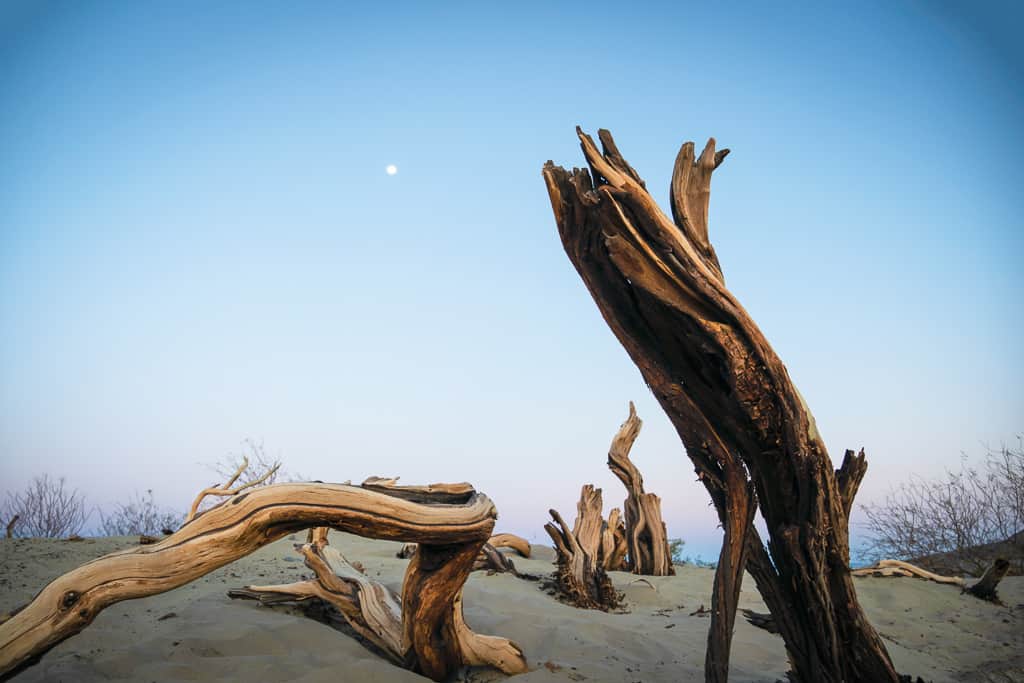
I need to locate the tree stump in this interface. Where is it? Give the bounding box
[964,558,1010,602]
[601,507,629,571]
[0,478,526,681]
[607,402,674,576]
[544,485,620,609]
[543,128,901,682]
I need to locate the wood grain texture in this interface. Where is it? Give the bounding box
[0,481,518,681]
[543,127,900,682]
[606,402,673,576]
[544,485,620,610]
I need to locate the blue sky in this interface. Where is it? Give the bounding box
[1,1,1021,559]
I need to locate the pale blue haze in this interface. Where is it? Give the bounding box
[1,1,1021,560]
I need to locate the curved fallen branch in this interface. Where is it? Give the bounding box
[0,480,522,681]
[489,533,531,558]
[852,559,965,585]
[853,558,1010,603]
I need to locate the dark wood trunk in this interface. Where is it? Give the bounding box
[543,128,901,682]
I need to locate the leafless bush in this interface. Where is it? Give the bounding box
[860,439,1024,575]
[3,475,90,538]
[99,490,183,536]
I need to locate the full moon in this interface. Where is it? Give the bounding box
[385,164,398,175]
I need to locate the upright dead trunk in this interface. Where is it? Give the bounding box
[607,402,673,576]
[543,128,901,682]
[544,485,620,609]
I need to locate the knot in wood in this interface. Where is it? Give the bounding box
[60,591,80,610]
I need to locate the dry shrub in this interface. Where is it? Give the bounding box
[860,440,1024,575]
[99,489,183,536]
[3,474,90,538]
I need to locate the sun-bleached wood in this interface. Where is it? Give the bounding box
[607,402,673,576]
[600,507,629,571]
[488,533,531,558]
[0,480,523,681]
[544,485,620,609]
[230,529,527,675]
[186,455,281,522]
[852,559,966,585]
[543,128,900,682]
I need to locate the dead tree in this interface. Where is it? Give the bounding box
[601,507,629,571]
[607,402,673,575]
[230,528,526,672]
[0,478,526,681]
[543,128,901,682]
[544,484,620,609]
[964,558,1010,602]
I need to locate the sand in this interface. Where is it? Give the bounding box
[2,534,1022,682]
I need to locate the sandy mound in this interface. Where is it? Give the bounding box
[2,535,1021,682]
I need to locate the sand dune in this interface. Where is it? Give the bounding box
[2,534,1021,682]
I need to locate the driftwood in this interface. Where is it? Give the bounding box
[544,128,900,682]
[853,558,1010,603]
[852,559,966,585]
[4,515,17,539]
[397,531,531,574]
[964,558,1009,602]
[489,533,531,558]
[0,479,526,681]
[230,529,527,673]
[474,543,518,574]
[607,402,673,575]
[600,507,629,571]
[544,485,620,609]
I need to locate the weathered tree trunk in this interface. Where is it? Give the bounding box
[0,479,525,681]
[4,515,17,539]
[600,507,629,571]
[607,402,674,576]
[544,485,620,609]
[965,558,1010,602]
[543,128,901,682]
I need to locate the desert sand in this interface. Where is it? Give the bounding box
[2,534,1021,682]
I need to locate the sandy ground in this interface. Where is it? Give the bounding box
[2,534,1022,682]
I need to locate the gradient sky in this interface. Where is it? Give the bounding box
[1,1,1021,560]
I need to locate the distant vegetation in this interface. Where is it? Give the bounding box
[2,438,292,539]
[99,489,182,536]
[2,474,90,538]
[860,440,1023,575]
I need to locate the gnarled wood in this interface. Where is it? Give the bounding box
[852,559,966,585]
[230,529,527,675]
[489,533,531,558]
[544,485,620,609]
[543,128,900,682]
[600,508,629,571]
[0,480,523,681]
[607,402,673,576]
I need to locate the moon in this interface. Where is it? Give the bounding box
[385,164,398,176]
